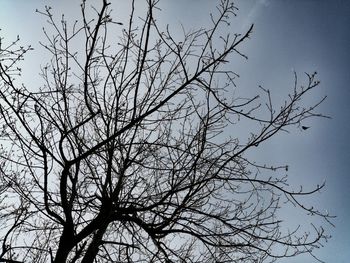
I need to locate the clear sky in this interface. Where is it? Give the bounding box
[0,0,349,262]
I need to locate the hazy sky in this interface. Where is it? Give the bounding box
[0,0,349,262]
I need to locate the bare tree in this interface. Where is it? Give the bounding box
[0,0,332,262]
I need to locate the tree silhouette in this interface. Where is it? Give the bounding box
[0,0,332,262]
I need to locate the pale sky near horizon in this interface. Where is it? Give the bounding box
[0,0,349,262]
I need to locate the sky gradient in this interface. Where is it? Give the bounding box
[0,0,349,262]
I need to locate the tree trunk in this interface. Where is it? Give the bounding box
[80,224,108,263]
[54,227,75,263]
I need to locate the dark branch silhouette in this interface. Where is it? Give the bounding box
[0,0,332,262]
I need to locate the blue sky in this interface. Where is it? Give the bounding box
[1,0,349,262]
[238,1,350,262]
[162,1,350,261]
